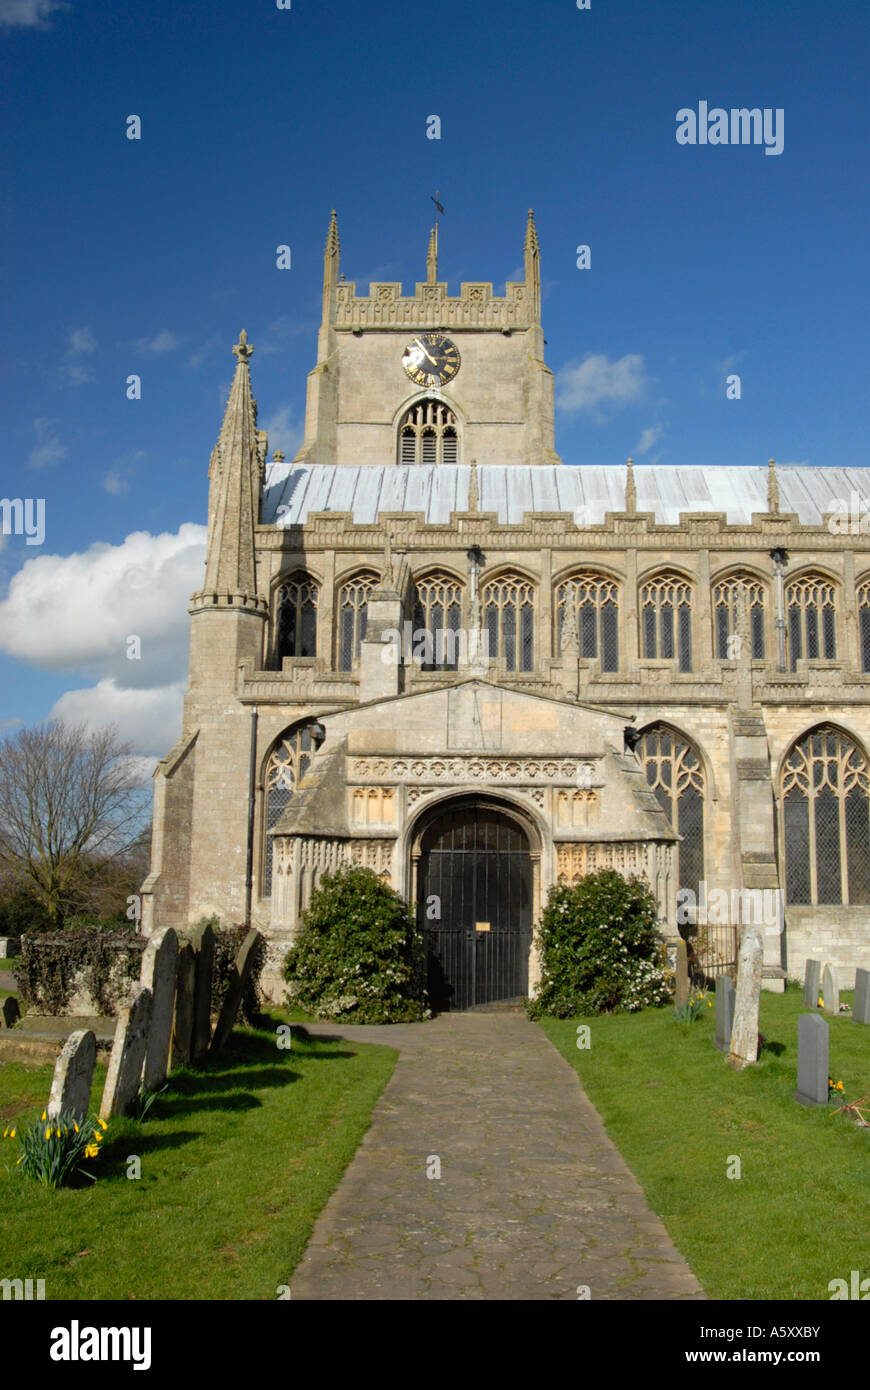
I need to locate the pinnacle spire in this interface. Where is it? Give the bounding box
[201,331,261,597]
[625,457,637,513]
[524,208,539,255]
[325,208,340,258]
[767,457,780,514]
[523,208,541,323]
[427,225,438,284]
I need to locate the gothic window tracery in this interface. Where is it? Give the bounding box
[781,727,870,905]
[398,399,459,466]
[483,573,535,672]
[640,573,692,671]
[636,725,705,904]
[786,573,836,669]
[262,723,320,895]
[275,572,318,662]
[712,573,765,659]
[555,574,619,671]
[858,578,870,672]
[412,571,463,671]
[337,570,378,671]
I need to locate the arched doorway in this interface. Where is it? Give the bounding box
[415,797,533,1010]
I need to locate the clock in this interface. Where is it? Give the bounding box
[401,333,461,387]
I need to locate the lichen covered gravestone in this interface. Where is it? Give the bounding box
[727,922,764,1069]
[714,975,736,1053]
[140,927,178,1091]
[47,1029,96,1123]
[853,967,870,1026]
[795,1013,829,1106]
[100,986,153,1120]
[209,929,263,1056]
[821,962,839,1015]
[803,957,821,1009]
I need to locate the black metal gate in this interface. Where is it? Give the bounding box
[418,801,532,1011]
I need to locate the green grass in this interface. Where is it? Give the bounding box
[539,986,870,1300]
[0,1014,396,1299]
[0,957,21,972]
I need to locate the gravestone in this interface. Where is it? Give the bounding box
[674,938,690,1009]
[714,976,736,1053]
[0,996,21,1028]
[853,967,870,1025]
[140,927,178,1091]
[795,1012,829,1106]
[727,922,764,1068]
[99,986,153,1120]
[803,957,821,1009]
[47,1029,96,1123]
[187,920,216,1066]
[209,929,263,1056]
[171,941,196,1066]
[821,962,840,1015]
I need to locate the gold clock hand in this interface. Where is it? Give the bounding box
[414,337,438,367]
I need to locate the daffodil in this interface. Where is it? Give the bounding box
[99,1119,108,1130]
[44,1127,51,1140]
[41,1110,47,1121]
[84,1144,98,1159]
[74,1123,79,1133]
[9,1128,15,1139]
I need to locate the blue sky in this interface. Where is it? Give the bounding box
[1,0,867,763]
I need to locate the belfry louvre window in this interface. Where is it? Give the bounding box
[712,574,765,660]
[398,399,459,467]
[337,571,378,671]
[276,573,318,662]
[556,574,619,672]
[786,573,836,669]
[640,573,692,672]
[781,727,870,905]
[637,726,705,904]
[483,574,534,672]
[859,580,870,672]
[413,572,462,671]
[263,724,318,895]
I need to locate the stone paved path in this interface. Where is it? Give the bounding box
[290,1013,705,1300]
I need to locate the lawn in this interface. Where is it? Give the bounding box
[539,984,870,1300]
[0,1014,396,1299]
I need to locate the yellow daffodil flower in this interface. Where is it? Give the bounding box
[44,1127,51,1140]
[99,1119,108,1130]
[41,1110,47,1120]
[74,1123,79,1133]
[9,1128,15,1139]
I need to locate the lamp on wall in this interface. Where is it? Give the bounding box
[310,722,326,746]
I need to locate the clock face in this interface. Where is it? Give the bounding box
[401,333,461,387]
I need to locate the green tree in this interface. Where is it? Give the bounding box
[283,865,429,1023]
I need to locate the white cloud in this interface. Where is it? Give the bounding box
[635,425,664,455]
[0,0,66,27]
[28,417,67,469]
[136,330,180,355]
[0,523,206,690]
[262,403,303,459]
[68,326,96,355]
[50,680,184,763]
[102,470,129,496]
[555,353,649,417]
[61,326,97,385]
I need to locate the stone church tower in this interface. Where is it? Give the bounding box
[142,210,870,1005]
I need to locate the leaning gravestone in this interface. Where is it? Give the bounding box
[0,996,21,1028]
[821,962,840,1015]
[209,929,263,1057]
[140,927,178,1091]
[674,938,690,1009]
[99,986,153,1120]
[795,1012,829,1106]
[728,922,764,1069]
[803,957,821,1009]
[853,968,870,1025]
[187,921,216,1066]
[47,1029,96,1123]
[171,941,196,1066]
[714,976,736,1053]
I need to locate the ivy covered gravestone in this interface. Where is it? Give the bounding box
[283,865,429,1023]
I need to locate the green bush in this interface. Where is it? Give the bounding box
[282,866,430,1023]
[527,869,671,1018]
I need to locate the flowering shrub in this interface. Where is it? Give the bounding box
[527,869,670,1018]
[3,1109,109,1187]
[282,866,430,1023]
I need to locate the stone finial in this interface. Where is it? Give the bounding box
[524,208,539,254]
[232,329,254,365]
[625,457,637,513]
[272,450,285,463]
[767,457,780,514]
[427,225,438,284]
[468,458,479,512]
[524,209,541,323]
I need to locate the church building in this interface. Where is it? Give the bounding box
[140,210,870,1006]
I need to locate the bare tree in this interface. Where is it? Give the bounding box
[0,721,148,926]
